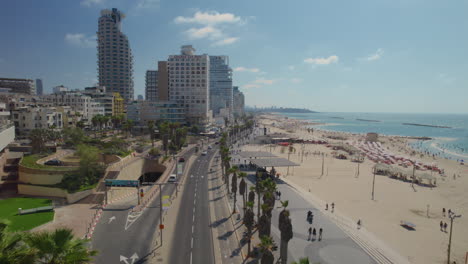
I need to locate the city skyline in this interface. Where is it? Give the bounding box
[1,0,467,113]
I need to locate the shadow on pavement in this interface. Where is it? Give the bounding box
[210,217,229,228]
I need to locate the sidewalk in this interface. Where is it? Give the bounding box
[207,151,244,264]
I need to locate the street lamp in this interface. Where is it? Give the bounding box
[447,213,462,264]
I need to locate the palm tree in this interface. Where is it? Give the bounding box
[258,203,271,238]
[248,186,255,204]
[158,121,170,155]
[238,172,247,213]
[288,145,296,160]
[26,228,97,264]
[147,120,155,147]
[279,200,293,264]
[228,166,240,213]
[0,220,35,264]
[91,115,100,138]
[243,201,255,257]
[222,156,231,193]
[258,235,275,264]
[291,257,310,264]
[255,176,265,223]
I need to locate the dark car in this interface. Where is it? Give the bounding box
[215,142,219,145]
[44,159,61,166]
[178,157,185,163]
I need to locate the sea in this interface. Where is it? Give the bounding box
[278,112,468,161]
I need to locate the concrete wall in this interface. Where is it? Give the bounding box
[18,184,95,204]
[18,165,78,185]
[18,184,67,198]
[0,125,15,152]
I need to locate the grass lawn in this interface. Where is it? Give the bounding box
[21,154,77,171]
[0,197,54,231]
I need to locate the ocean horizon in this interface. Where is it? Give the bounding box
[278,112,468,160]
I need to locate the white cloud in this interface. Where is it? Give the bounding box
[254,78,275,85]
[80,0,104,7]
[185,26,222,40]
[243,84,262,89]
[174,11,243,46]
[365,48,384,61]
[65,33,96,48]
[242,78,276,89]
[304,55,339,65]
[291,78,302,84]
[213,37,239,46]
[136,0,160,9]
[288,65,295,71]
[437,73,455,85]
[234,67,261,73]
[174,11,242,25]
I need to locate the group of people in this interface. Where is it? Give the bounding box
[440,208,456,233]
[306,210,323,241]
[275,190,282,200]
[325,202,335,213]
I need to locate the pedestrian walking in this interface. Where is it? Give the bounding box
[444,222,448,232]
[357,219,362,229]
[308,227,312,241]
[307,210,312,222]
[312,228,317,241]
[325,203,328,211]
[442,208,446,217]
[448,209,452,216]
[331,202,335,213]
[319,228,323,241]
[440,221,443,231]
[278,191,282,199]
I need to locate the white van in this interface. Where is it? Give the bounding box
[168,174,177,183]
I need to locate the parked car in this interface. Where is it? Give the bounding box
[44,159,61,166]
[201,151,208,156]
[168,174,177,183]
[178,157,185,163]
[208,145,212,149]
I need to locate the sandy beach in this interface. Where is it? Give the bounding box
[241,114,468,264]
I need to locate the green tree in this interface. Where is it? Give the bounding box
[123,120,134,138]
[243,201,255,257]
[62,127,85,147]
[239,172,247,214]
[291,257,310,264]
[29,129,53,154]
[279,200,293,264]
[158,121,170,155]
[76,144,105,186]
[147,120,156,147]
[258,204,271,238]
[259,235,275,264]
[26,228,97,264]
[0,220,36,264]
[228,166,240,214]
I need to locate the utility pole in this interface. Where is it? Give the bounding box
[447,213,462,264]
[159,184,163,246]
[321,153,324,176]
[372,167,376,200]
[137,185,140,205]
[412,162,416,187]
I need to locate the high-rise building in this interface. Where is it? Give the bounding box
[52,85,69,94]
[0,78,36,95]
[145,70,158,102]
[233,86,245,116]
[97,8,134,103]
[36,79,43,95]
[209,56,233,119]
[157,61,169,101]
[168,45,211,125]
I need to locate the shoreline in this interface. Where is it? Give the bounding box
[282,114,468,160]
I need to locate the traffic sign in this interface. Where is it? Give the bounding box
[105,179,139,187]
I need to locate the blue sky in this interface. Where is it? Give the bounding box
[1,0,467,113]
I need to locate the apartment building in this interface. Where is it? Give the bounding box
[0,78,36,95]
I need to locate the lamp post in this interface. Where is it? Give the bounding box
[371,166,376,200]
[447,213,462,264]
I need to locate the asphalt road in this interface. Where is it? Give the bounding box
[167,147,216,264]
[92,149,194,264]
